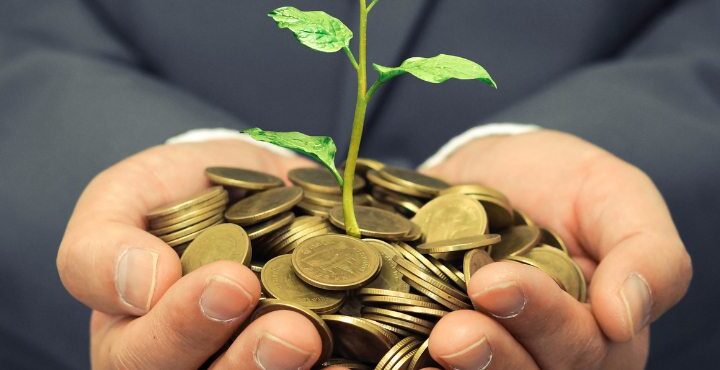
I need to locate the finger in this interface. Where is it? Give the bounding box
[58,140,312,315]
[92,260,260,370]
[210,310,322,370]
[428,310,538,370]
[469,261,610,369]
[574,160,692,341]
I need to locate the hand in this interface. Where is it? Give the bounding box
[421,130,692,370]
[57,140,334,369]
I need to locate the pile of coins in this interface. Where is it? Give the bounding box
[146,162,587,369]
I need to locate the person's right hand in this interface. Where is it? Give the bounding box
[57,140,332,369]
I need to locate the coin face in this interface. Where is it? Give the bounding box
[225,187,303,226]
[289,167,365,194]
[251,299,334,363]
[205,167,283,190]
[321,315,399,363]
[379,167,449,195]
[245,211,295,240]
[540,227,569,255]
[261,255,345,312]
[329,206,413,239]
[180,223,251,275]
[489,225,541,260]
[292,235,382,290]
[363,239,410,292]
[412,194,488,242]
[524,245,584,301]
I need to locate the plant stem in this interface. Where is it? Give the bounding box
[342,0,369,238]
[367,0,381,12]
[366,79,385,101]
[343,46,359,70]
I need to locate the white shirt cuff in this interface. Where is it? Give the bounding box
[166,128,297,158]
[418,123,541,169]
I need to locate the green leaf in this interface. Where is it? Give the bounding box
[373,54,497,88]
[268,6,353,53]
[242,128,343,186]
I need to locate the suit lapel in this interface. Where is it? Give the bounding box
[332,0,430,157]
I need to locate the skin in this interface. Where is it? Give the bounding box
[57,131,692,369]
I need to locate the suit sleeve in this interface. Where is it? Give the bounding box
[485,0,720,176]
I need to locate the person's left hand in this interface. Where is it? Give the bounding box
[418,130,692,370]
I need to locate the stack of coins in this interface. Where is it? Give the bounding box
[145,162,587,368]
[145,186,229,253]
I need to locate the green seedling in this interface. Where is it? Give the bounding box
[244,1,496,238]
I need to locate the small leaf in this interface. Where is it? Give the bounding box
[373,54,497,88]
[268,6,353,53]
[242,128,343,186]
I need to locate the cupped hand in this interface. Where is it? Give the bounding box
[421,130,692,370]
[57,140,335,369]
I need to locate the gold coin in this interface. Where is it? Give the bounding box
[463,248,494,284]
[272,222,336,256]
[251,299,333,364]
[179,223,251,275]
[412,194,488,242]
[439,184,510,205]
[489,225,541,260]
[148,206,224,236]
[376,337,422,370]
[389,349,421,370]
[359,295,446,310]
[361,313,432,336]
[361,307,435,329]
[513,208,535,226]
[408,339,440,370]
[295,199,332,218]
[321,315,399,363]
[357,288,432,301]
[540,227,569,255]
[328,206,413,240]
[225,187,303,226]
[383,304,448,319]
[469,193,514,231]
[355,157,386,175]
[303,191,371,208]
[402,277,467,311]
[506,254,566,291]
[292,235,382,291]
[173,242,190,257]
[259,216,323,249]
[158,213,224,242]
[393,257,469,302]
[321,359,372,369]
[289,167,365,194]
[416,234,501,254]
[524,245,585,302]
[146,186,224,219]
[148,193,228,229]
[378,166,449,195]
[246,211,294,240]
[365,318,417,338]
[263,219,329,257]
[366,170,434,199]
[205,167,283,190]
[399,222,423,242]
[260,255,345,312]
[164,218,224,247]
[362,239,411,292]
[393,242,453,285]
[371,186,424,217]
[426,255,467,291]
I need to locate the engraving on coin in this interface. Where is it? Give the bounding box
[412,194,488,242]
[180,223,251,275]
[292,234,381,290]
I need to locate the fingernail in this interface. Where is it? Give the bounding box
[115,248,159,313]
[439,336,493,370]
[254,333,313,370]
[472,281,526,319]
[620,272,653,336]
[200,275,254,322]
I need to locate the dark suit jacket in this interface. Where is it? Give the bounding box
[1,0,718,368]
